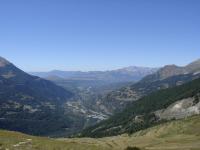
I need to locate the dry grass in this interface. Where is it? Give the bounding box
[0,115,200,150]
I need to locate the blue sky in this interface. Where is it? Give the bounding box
[0,0,200,71]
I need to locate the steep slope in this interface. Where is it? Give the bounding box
[102,59,200,113]
[81,77,200,137]
[0,115,200,150]
[185,58,200,72]
[0,57,73,103]
[0,57,76,136]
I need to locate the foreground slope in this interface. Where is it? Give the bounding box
[81,77,200,137]
[0,115,200,150]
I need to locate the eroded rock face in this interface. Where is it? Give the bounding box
[155,97,200,120]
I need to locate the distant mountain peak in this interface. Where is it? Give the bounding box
[154,64,185,80]
[159,64,182,71]
[112,66,159,76]
[0,56,11,67]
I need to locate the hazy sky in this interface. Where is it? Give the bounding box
[0,0,200,71]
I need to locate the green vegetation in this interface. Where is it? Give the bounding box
[0,58,88,137]
[81,77,200,137]
[125,146,141,150]
[106,68,200,104]
[0,130,109,150]
[0,115,200,150]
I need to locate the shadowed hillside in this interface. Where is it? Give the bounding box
[0,57,82,136]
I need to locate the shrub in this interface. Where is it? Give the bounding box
[125,146,141,150]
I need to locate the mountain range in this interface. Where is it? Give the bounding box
[30,63,159,122]
[30,66,158,83]
[81,76,200,137]
[0,56,157,136]
[100,59,200,113]
[1,56,200,139]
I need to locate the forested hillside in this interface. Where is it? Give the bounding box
[81,77,200,137]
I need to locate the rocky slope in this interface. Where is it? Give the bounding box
[102,59,200,113]
[155,96,200,120]
[81,77,200,137]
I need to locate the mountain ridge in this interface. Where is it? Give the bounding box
[101,59,200,113]
[30,66,158,82]
[81,77,200,137]
[0,56,78,136]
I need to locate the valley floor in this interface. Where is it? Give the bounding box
[0,115,200,150]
